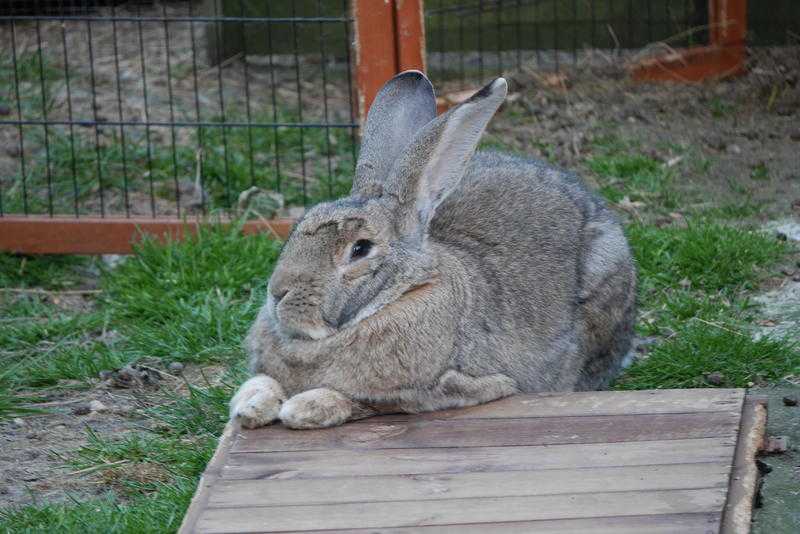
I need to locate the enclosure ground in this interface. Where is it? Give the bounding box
[1,49,800,532]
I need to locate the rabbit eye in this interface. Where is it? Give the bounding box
[350,239,373,261]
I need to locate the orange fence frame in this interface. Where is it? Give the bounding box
[351,0,426,124]
[631,0,747,82]
[0,217,295,255]
[0,1,426,255]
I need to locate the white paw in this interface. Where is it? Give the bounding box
[279,388,352,430]
[230,375,286,429]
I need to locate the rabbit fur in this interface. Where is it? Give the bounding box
[230,71,636,429]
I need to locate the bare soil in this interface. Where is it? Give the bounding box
[486,46,800,219]
[0,361,225,508]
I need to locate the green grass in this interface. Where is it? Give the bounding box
[3,115,356,216]
[586,137,680,209]
[628,221,788,295]
[0,254,94,289]
[0,224,278,531]
[615,217,799,390]
[616,323,798,389]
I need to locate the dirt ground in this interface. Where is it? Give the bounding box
[484,46,800,219]
[0,341,226,508]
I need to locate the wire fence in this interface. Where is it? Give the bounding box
[425,0,800,87]
[0,0,358,219]
[1,1,798,221]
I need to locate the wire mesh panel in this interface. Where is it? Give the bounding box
[0,0,358,220]
[425,0,720,87]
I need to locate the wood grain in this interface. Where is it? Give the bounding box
[284,512,723,534]
[222,437,737,480]
[232,411,741,453]
[350,388,744,422]
[195,488,728,533]
[179,389,763,534]
[208,462,730,508]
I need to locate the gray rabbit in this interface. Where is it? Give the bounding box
[230,71,636,429]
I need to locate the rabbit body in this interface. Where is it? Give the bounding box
[232,73,635,429]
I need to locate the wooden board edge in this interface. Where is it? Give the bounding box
[179,422,239,534]
[0,216,295,254]
[720,394,768,534]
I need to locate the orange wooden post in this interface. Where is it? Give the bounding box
[352,0,399,125]
[395,0,426,73]
[0,217,294,255]
[352,0,426,123]
[710,0,747,47]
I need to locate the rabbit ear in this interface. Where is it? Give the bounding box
[390,77,507,239]
[352,71,437,198]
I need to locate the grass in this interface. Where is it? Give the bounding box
[0,224,277,531]
[586,136,680,209]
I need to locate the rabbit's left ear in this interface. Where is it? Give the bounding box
[353,71,437,198]
[388,78,507,238]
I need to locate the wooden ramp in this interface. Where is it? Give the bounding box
[180,388,766,533]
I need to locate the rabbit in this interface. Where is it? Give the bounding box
[230,71,636,430]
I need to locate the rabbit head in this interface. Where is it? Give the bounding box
[265,71,507,342]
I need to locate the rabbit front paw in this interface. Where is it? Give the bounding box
[230,375,286,429]
[279,388,353,429]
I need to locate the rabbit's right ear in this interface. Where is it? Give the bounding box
[352,71,437,198]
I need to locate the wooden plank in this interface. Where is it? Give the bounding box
[394,0,426,72]
[239,512,723,534]
[222,437,737,480]
[208,462,730,508]
[231,411,741,453]
[194,488,728,533]
[179,424,239,534]
[0,216,294,254]
[710,0,747,47]
[351,388,744,422]
[352,0,397,125]
[721,395,768,534]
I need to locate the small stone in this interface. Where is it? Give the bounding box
[793,274,800,283]
[705,372,725,386]
[726,144,741,155]
[72,404,91,416]
[781,267,796,277]
[113,365,141,388]
[89,400,108,413]
[763,435,789,454]
[783,395,799,406]
[168,361,185,374]
[11,418,26,428]
[98,370,114,381]
[776,232,788,241]
[705,136,727,151]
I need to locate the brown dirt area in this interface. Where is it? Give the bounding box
[484,46,800,220]
[0,358,225,508]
